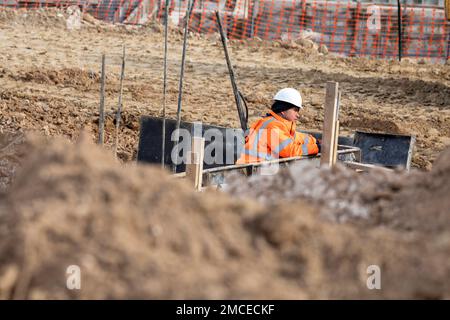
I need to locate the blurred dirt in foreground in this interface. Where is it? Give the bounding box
[0,133,448,299]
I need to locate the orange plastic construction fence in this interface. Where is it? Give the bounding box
[1,0,449,60]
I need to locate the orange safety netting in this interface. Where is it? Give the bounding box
[2,0,449,60]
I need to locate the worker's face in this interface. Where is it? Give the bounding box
[281,107,300,122]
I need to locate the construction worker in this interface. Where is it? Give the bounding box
[236,88,320,164]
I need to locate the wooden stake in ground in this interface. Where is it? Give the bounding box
[332,121,340,166]
[114,45,126,158]
[98,54,106,145]
[331,91,341,166]
[321,82,340,167]
[186,136,205,191]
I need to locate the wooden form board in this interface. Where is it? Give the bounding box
[185,137,205,191]
[332,120,340,165]
[446,0,450,20]
[344,161,393,173]
[321,82,340,167]
[173,146,362,188]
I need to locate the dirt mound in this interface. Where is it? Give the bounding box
[0,8,67,28]
[0,135,449,299]
[226,147,450,234]
[0,134,297,299]
[377,147,450,233]
[12,68,101,89]
[0,7,131,34]
[226,162,408,225]
[0,132,28,193]
[249,206,449,300]
[0,83,138,162]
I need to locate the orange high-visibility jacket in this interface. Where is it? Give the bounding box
[236,110,319,164]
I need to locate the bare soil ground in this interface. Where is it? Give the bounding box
[0,8,449,169]
[0,8,449,299]
[0,133,449,299]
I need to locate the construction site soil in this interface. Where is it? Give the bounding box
[0,131,449,299]
[0,8,449,169]
[0,8,449,299]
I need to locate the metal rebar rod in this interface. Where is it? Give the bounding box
[215,10,247,132]
[172,0,194,173]
[114,45,126,158]
[98,54,106,145]
[161,0,170,169]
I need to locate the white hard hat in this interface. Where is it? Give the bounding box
[273,88,303,109]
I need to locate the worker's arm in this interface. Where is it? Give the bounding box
[269,127,319,158]
[294,132,320,156]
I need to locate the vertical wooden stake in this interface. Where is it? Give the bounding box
[332,91,341,165]
[321,82,339,168]
[332,121,340,166]
[98,54,106,145]
[186,136,205,191]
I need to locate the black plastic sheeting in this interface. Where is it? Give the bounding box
[137,117,415,171]
[353,130,415,170]
[137,116,245,173]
